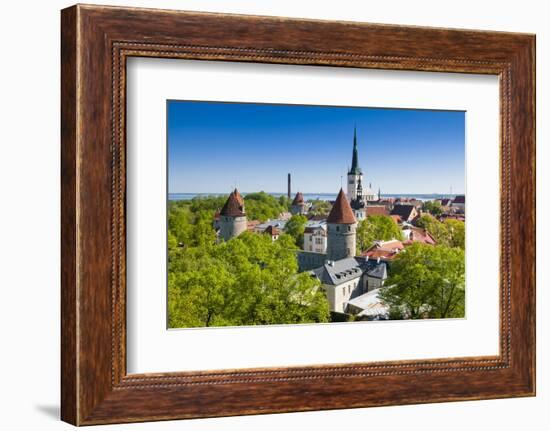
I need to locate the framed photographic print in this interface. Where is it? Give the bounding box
[61,4,535,425]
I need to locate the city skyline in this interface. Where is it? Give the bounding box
[168,100,465,195]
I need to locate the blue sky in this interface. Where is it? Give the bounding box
[167,100,465,195]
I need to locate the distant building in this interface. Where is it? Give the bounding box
[263,225,281,241]
[439,198,452,208]
[346,288,390,320]
[218,189,247,241]
[303,221,327,254]
[390,204,418,223]
[253,219,287,233]
[297,188,357,270]
[394,197,423,209]
[402,226,437,245]
[311,256,388,314]
[290,191,308,215]
[363,239,405,261]
[451,195,466,213]
[347,126,376,220]
[347,126,377,202]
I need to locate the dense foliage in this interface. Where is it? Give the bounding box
[243,191,288,222]
[422,199,443,217]
[284,214,308,247]
[415,214,465,249]
[356,215,403,253]
[308,199,332,217]
[168,196,224,248]
[378,242,465,319]
[168,196,329,328]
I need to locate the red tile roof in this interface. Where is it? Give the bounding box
[375,240,405,251]
[220,190,245,217]
[365,205,390,217]
[327,189,357,224]
[363,249,397,260]
[407,227,437,245]
[362,244,401,261]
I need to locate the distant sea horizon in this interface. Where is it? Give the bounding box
[168,192,461,202]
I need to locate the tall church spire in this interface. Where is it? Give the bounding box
[348,125,362,175]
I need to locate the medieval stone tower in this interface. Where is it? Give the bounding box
[290,191,307,215]
[219,188,247,241]
[326,188,357,261]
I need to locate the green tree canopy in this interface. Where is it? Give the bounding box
[244,191,286,222]
[308,199,332,217]
[356,215,403,253]
[378,242,465,319]
[444,219,465,249]
[284,214,308,248]
[168,199,218,248]
[422,200,443,217]
[415,214,465,249]
[278,195,292,212]
[168,231,329,328]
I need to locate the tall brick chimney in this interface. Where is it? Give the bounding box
[287,173,291,200]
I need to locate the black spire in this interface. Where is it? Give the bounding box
[348,125,362,175]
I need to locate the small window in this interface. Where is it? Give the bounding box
[336,226,340,232]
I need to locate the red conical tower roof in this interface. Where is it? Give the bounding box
[327,188,357,224]
[233,188,244,206]
[220,190,245,217]
[292,191,304,205]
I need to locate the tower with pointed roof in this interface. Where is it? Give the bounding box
[326,189,357,261]
[290,191,307,215]
[347,126,363,202]
[219,189,247,241]
[347,127,376,204]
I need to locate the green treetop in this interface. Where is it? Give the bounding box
[356,215,403,253]
[378,242,465,319]
[168,231,329,328]
[284,214,308,248]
